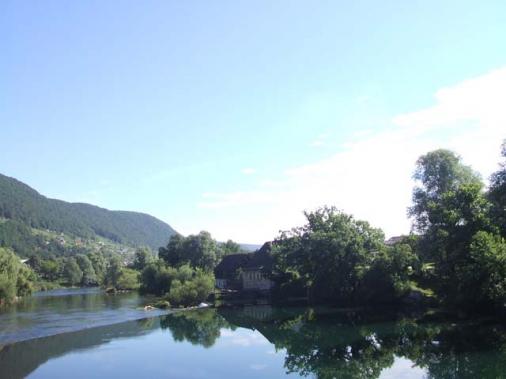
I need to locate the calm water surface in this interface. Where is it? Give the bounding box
[1,290,505,379]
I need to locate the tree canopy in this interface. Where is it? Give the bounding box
[273,206,388,304]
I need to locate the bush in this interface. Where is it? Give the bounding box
[140,260,178,295]
[167,270,214,307]
[0,247,36,305]
[140,260,215,307]
[116,268,140,290]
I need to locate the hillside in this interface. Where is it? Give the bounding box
[0,173,176,250]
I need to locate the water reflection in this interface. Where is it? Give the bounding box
[161,307,506,379]
[160,308,232,347]
[0,317,161,379]
[1,306,505,379]
[0,288,165,344]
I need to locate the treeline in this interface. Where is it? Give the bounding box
[28,250,139,290]
[271,142,506,311]
[0,246,142,305]
[0,228,242,306]
[0,173,176,249]
[138,232,243,306]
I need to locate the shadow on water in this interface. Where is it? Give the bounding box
[0,288,165,345]
[0,317,160,379]
[1,305,506,379]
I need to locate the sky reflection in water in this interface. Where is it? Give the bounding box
[1,299,506,379]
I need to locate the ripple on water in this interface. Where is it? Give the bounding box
[0,288,167,345]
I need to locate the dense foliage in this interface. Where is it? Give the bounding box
[2,141,505,313]
[488,141,506,237]
[0,173,177,249]
[140,261,214,306]
[0,247,36,305]
[273,207,416,305]
[271,142,506,311]
[158,232,242,271]
[407,147,506,309]
[140,231,226,306]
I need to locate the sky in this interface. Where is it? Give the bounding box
[1,1,505,244]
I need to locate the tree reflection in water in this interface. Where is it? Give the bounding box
[160,308,233,348]
[160,307,506,379]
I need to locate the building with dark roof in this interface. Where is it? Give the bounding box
[214,242,274,291]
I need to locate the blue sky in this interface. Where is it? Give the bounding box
[1,1,506,243]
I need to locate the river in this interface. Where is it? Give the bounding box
[1,289,505,378]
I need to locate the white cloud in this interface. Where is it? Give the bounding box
[241,168,257,175]
[310,140,325,148]
[309,132,330,148]
[249,364,267,370]
[219,330,269,347]
[199,67,506,242]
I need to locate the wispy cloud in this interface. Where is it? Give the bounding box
[198,67,506,242]
[241,168,257,175]
[199,191,275,209]
[309,132,329,148]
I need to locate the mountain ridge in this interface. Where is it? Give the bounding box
[0,173,177,249]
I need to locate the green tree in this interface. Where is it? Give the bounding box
[62,257,83,286]
[140,260,177,295]
[0,247,36,305]
[456,231,506,308]
[105,255,123,288]
[409,149,498,307]
[39,258,62,281]
[132,247,154,271]
[219,239,241,256]
[88,251,107,285]
[159,231,220,271]
[273,206,385,304]
[116,268,140,290]
[409,149,481,233]
[167,270,215,307]
[75,254,97,286]
[159,234,185,267]
[359,243,418,303]
[140,260,214,306]
[489,140,506,237]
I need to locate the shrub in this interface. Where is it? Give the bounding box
[116,268,140,290]
[167,270,214,307]
[0,247,36,305]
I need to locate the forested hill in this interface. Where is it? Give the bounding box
[0,173,176,249]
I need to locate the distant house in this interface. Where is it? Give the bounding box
[385,236,406,246]
[214,242,275,292]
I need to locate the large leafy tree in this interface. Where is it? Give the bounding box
[159,231,220,271]
[75,254,97,286]
[456,231,506,307]
[273,206,385,304]
[489,140,506,237]
[408,149,502,307]
[105,255,123,288]
[409,149,481,233]
[62,257,83,286]
[219,240,242,256]
[88,251,107,285]
[132,247,154,271]
[0,247,36,305]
